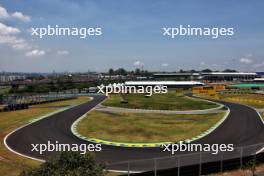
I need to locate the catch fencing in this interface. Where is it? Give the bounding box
[105,143,264,176]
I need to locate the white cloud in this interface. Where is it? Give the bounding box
[25,49,45,57]
[240,58,253,64]
[11,12,31,22]
[0,6,9,18]
[200,61,206,66]
[0,6,33,52]
[57,50,69,56]
[161,63,169,67]
[133,60,143,66]
[0,6,43,56]
[0,35,30,50]
[0,22,20,35]
[253,62,264,68]
[0,22,31,50]
[0,5,31,22]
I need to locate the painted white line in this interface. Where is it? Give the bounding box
[71,97,148,172]
[2,96,149,173]
[236,102,264,126]
[255,111,264,154]
[3,97,93,163]
[185,95,224,111]
[107,169,143,174]
[71,98,98,141]
[72,96,229,148]
[257,111,264,125]
[3,127,45,162]
[213,100,264,155]
[187,107,230,142]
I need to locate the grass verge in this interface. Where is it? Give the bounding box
[218,93,264,109]
[102,92,219,110]
[0,87,10,94]
[0,96,90,176]
[77,110,225,143]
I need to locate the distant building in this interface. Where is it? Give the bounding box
[98,74,126,80]
[0,75,26,82]
[254,78,264,82]
[256,72,264,78]
[153,73,200,80]
[152,72,258,82]
[125,81,204,88]
[200,72,258,82]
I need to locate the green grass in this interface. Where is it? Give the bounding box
[0,96,90,176]
[77,110,225,143]
[102,92,219,110]
[0,87,10,94]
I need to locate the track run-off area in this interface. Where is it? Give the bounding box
[4,94,264,173]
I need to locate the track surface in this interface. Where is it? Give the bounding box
[5,95,264,172]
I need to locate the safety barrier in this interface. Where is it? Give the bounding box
[0,93,77,112]
[106,143,264,176]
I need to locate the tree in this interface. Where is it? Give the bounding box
[115,68,127,76]
[201,69,212,73]
[190,69,198,73]
[0,94,3,104]
[108,68,114,75]
[179,69,185,73]
[243,159,257,176]
[135,68,141,75]
[20,152,105,176]
[223,69,237,73]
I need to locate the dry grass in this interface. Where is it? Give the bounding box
[77,110,225,143]
[218,94,264,109]
[0,96,90,176]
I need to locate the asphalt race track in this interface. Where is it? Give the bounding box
[4,95,264,173]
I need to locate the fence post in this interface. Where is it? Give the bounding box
[178,156,180,176]
[154,159,157,176]
[240,147,243,168]
[220,152,223,173]
[199,152,202,176]
[128,161,130,176]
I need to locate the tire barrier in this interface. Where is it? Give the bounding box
[0,94,77,112]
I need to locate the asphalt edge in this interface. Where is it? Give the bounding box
[3,97,92,163]
[192,96,264,154]
[251,109,264,154]
[71,96,228,147]
[2,107,73,163]
[72,96,172,148]
[98,95,224,114]
[186,108,230,142]
[71,99,171,147]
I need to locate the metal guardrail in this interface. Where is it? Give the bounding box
[105,143,264,176]
[0,93,79,112]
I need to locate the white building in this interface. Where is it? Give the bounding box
[125,81,204,88]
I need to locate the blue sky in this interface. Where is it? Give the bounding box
[0,0,264,72]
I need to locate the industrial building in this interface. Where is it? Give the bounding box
[153,72,258,82]
[153,73,200,80]
[125,81,204,88]
[201,72,258,82]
